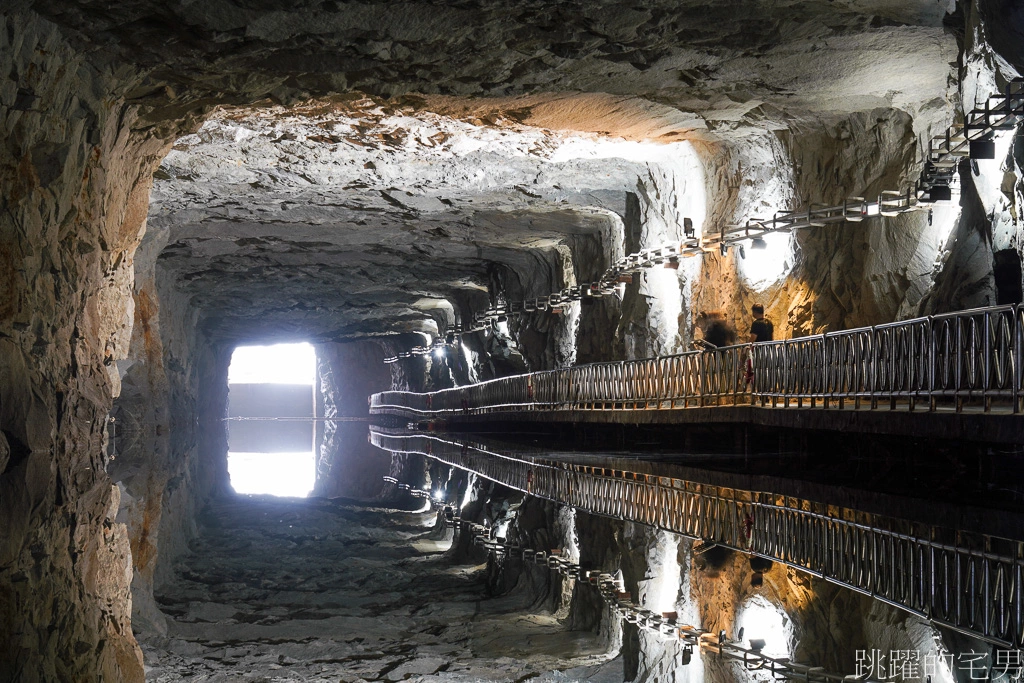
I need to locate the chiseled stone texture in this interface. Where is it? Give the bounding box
[1,1,1020,680]
[0,11,170,681]
[142,496,614,682]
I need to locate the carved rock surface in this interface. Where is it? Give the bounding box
[2,1,1022,680]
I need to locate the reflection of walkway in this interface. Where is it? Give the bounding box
[142,497,610,680]
[370,428,1024,650]
[371,305,1024,442]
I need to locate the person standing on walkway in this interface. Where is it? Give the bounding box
[748,304,773,342]
[744,304,773,389]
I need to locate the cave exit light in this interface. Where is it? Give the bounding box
[228,342,317,384]
[227,342,317,498]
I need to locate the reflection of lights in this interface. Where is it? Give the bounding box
[737,231,791,291]
[651,533,681,612]
[459,474,476,510]
[433,347,444,359]
[736,595,791,658]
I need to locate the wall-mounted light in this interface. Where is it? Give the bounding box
[750,237,767,250]
[970,137,996,160]
[683,217,695,238]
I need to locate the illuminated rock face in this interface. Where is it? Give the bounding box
[1,0,1023,680]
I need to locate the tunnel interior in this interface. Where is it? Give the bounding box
[2,1,1024,682]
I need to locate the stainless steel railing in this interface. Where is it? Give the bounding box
[437,81,1024,337]
[370,304,1024,416]
[370,429,1024,648]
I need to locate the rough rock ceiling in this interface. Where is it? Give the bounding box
[32,0,953,116]
[69,0,958,342]
[149,99,649,341]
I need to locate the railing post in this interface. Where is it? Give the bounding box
[984,309,992,411]
[1017,304,1023,414]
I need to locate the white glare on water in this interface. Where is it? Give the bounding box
[227,452,316,498]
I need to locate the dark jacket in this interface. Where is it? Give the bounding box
[750,318,774,342]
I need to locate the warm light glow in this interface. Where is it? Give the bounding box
[651,533,681,612]
[736,595,791,658]
[737,231,792,291]
[228,342,316,384]
[227,451,315,497]
[646,268,682,353]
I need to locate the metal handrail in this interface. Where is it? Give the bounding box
[371,429,1024,649]
[370,304,1024,416]
[439,81,1024,336]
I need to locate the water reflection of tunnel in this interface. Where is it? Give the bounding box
[7,3,1024,682]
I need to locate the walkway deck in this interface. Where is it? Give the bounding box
[371,304,1024,443]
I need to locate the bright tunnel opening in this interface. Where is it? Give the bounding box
[227,342,317,498]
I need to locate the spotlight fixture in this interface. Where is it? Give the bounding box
[683,217,695,238]
[681,644,693,665]
[739,245,746,259]
[720,243,728,257]
[970,137,996,160]
[750,237,767,250]
[692,539,718,556]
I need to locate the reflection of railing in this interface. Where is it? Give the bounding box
[371,304,1024,416]
[448,514,883,683]
[381,475,434,500]
[370,429,1024,648]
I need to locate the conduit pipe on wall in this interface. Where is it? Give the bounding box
[378,78,1024,361]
